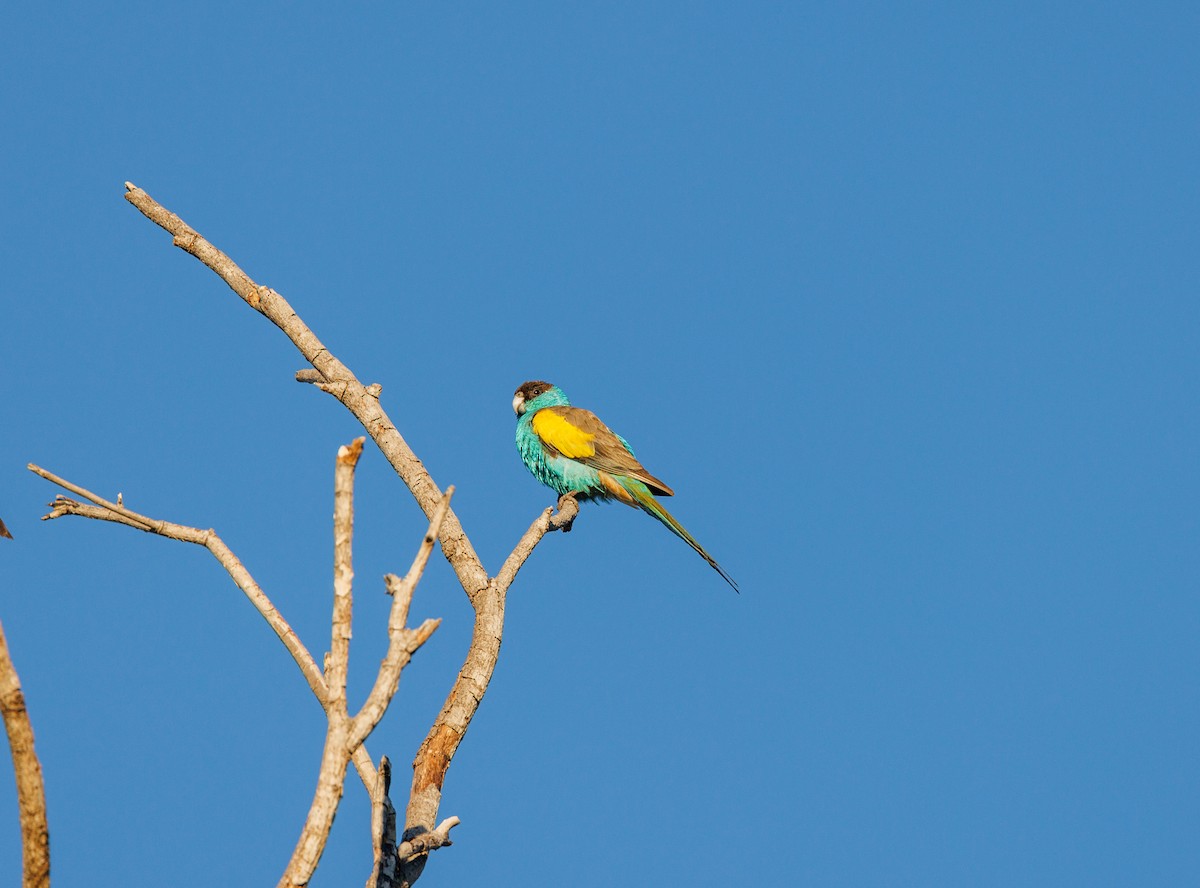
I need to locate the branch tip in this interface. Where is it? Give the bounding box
[337,437,366,464]
[423,487,454,544]
[379,755,392,795]
[413,618,441,648]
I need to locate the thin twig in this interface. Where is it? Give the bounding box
[398,816,460,860]
[350,489,452,750]
[494,496,578,593]
[28,464,381,790]
[0,619,51,888]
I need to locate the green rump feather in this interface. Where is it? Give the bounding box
[620,477,740,591]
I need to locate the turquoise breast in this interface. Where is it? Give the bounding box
[516,411,610,499]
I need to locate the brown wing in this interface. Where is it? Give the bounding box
[538,405,674,496]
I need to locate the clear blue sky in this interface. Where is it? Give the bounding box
[2,3,1197,886]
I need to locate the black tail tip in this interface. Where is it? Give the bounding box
[713,564,739,594]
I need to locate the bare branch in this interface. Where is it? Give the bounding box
[286,441,447,887]
[0,619,50,888]
[492,495,579,594]
[398,497,578,859]
[394,487,455,607]
[119,183,593,882]
[349,612,440,753]
[367,757,398,888]
[281,714,352,888]
[549,492,581,532]
[28,464,381,790]
[398,816,459,860]
[329,438,364,712]
[124,182,494,602]
[404,580,502,843]
[349,488,452,749]
[279,439,367,887]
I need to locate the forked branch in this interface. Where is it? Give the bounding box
[116,182,581,883]
[123,183,492,600]
[281,440,446,888]
[28,462,382,791]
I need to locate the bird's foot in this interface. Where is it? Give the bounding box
[550,493,580,532]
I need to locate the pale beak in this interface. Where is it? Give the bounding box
[512,394,525,415]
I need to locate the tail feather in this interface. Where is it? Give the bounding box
[624,480,739,593]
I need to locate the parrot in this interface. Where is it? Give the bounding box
[512,380,738,592]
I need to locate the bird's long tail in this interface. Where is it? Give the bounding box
[622,479,739,593]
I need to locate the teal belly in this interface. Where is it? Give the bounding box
[517,421,610,499]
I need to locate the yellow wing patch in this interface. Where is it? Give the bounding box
[532,410,597,459]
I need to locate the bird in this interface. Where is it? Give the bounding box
[0,518,10,540]
[513,380,738,592]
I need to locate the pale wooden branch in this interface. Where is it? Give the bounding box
[350,489,452,751]
[0,619,51,888]
[124,182,492,602]
[282,712,352,888]
[396,495,576,853]
[279,439,365,888]
[367,769,458,885]
[403,580,500,846]
[28,460,562,881]
[398,817,460,860]
[283,441,445,888]
[494,495,580,592]
[329,438,362,711]
[367,757,398,888]
[120,183,589,882]
[28,464,380,790]
[126,183,583,606]
[549,492,581,532]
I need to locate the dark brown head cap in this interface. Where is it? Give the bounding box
[514,380,555,400]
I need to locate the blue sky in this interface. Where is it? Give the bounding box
[2,3,1198,885]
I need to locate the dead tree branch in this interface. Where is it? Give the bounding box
[27,463,383,792]
[282,442,447,887]
[120,182,578,876]
[122,182,492,599]
[279,439,364,886]
[350,489,452,751]
[29,443,448,887]
[367,757,397,888]
[0,619,51,888]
